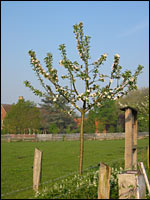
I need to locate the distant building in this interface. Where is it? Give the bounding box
[1,104,12,129]
[73,118,82,126]
[73,118,104,134]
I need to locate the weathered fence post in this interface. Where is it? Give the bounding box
[98,162,111,199]
[138,162,150,195]
[147,146,149,169]
[33,148,42,191]
[118,170,146,199]
[120,106,137,170]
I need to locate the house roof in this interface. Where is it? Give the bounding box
[1,104,12,113]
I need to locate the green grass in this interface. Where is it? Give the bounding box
[1,138,149,199]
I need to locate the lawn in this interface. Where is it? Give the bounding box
[1,138,149,199]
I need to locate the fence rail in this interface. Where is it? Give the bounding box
[1,132,149,142]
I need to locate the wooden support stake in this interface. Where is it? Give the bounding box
[147,146,149,169]
[98,162,111,199]
[138,162,150,195]
[33,148,42,191]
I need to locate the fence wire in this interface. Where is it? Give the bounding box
[1,146,148,198]
[1,164,98,198]
[1,158,122,198]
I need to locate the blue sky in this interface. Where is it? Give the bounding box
[1,1,149,106]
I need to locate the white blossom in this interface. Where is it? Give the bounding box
[118,102,127,107]
[78,93,84,98]
[103,53,107,58]
[74,66,79,70]
[130,77,134,82]
[90,92,97,97]
[125,80,129,85]
[112,64,115,70]
[35,59,39,63]
[67,111,72,116]
[59,60,64,66]
[115,53,120,58]
[110,79,113,83]
[100,78,105,82]
[39,64,42,68]
[97,103,101,107]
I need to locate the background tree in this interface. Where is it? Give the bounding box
[24,22,143,174]
[136,94,149,131]
[83,115,96,134]
[88,100,119,133]
[3,99,41,134]
[48,123,60,134]
[117,87,149,131]
[39,96,77,133]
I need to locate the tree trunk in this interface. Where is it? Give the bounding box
[79,110,85,175]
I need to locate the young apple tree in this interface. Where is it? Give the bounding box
[24,22,143,175]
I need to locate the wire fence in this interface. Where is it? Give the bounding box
[1,164,98,198]
[1,146,149,199]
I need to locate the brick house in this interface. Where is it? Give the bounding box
[73,118,103,134]
[73,118,82,126]
[1,104,12,129]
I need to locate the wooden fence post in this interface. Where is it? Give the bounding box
[147,146,149,169]
[138,162,150,195]
[33,148,42,191]
[120,107,137,170]
[98,162,111,199]
[118,170,146,199]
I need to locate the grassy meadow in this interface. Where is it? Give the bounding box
[1,138,149,199]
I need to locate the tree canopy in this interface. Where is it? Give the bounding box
[3,99,41,134]
[118,87,149,131]
[89,100,118,132]
[39,96,77,133]
[24,22,144,174]
[85,99,124,133]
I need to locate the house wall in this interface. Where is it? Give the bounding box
[73,118,105,134]
[1,105,7,129]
